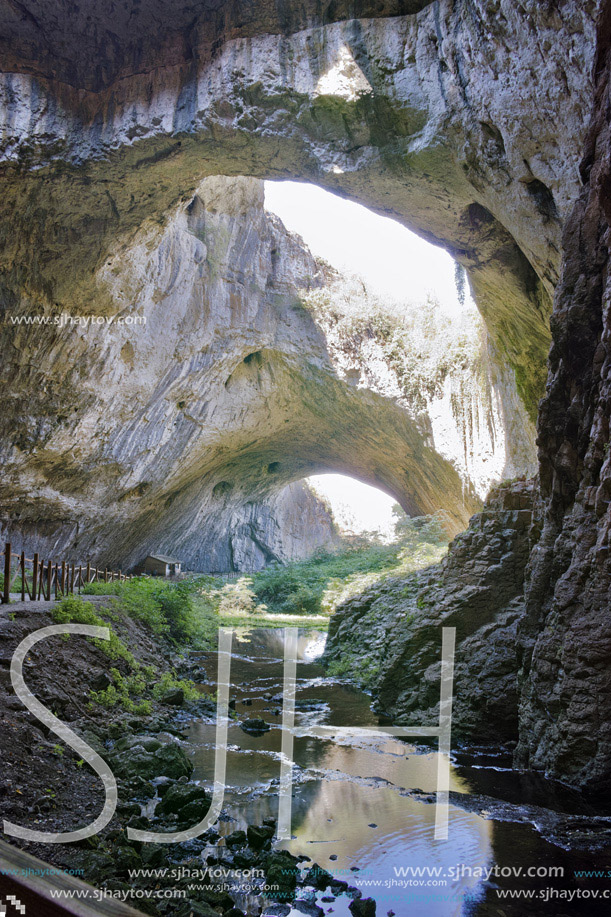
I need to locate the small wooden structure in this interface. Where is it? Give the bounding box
[140,554,182,577]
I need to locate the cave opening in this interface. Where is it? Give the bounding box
[305,472,408,542]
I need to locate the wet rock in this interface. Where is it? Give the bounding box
[116,802,141,818]
[350,897,375,916]
[81,729,107,757]
[155,777,175,798]
[247,823,275,849]
[304,864,334,890]
[295,901,324,917]
[265,850,300,896]
[224,829,247,847]
[240,718,270,735]
[121,776,156,799]
[156,783,210,819]
[91,671,113,691]
[114,734,162,753]
[325,480,534,744]
[114,846,142,875]
[78,851,118,881]
[109,722,132,739]
[161,687,184,706]
[233,847,257,868]
[111,743,192,781]
[141,845,167,868]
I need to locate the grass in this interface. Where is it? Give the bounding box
[245,513,449,619]
[51,595,207,714]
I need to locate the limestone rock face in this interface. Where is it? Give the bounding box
[305,278,537,499]
[0,1,600,418]
[324,480,535,742]
[515,0,611,791]
[2,174,521,571]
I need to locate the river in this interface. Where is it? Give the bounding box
[183,627,610,917]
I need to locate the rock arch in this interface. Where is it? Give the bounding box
[0,1,599,417]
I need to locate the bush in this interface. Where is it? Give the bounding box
[52,596,135,665]
[247,515,449,617]
[85,577,218,648]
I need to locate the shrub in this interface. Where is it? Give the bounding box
[52,596,135,665]
[85,577,218,648]
[247,515,449,617]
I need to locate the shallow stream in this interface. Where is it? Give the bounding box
[184,628,611,917]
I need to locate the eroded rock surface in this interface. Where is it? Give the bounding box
[2,175,527,571]
[324,480,535,743]
[0,1,600,416]
[516,0,611,791]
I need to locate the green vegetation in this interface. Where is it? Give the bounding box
[52,595,135,665]
[51,596,205,714]
[90,668,153,715]
[70,513,446,655]
[206,514,448,622]
[83,577,217,647]
[89,667,203,715]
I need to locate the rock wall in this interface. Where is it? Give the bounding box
[0,0,610,788]
[1,174,508,571]
[324,480,534,743]
[326,1,611,790]
[305,278,537,499]
[516,0,611,791]
[0,1,600,419]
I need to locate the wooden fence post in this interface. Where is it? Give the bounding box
[2,543,10,605]
[2,542,131,604]
[32,553,39,601]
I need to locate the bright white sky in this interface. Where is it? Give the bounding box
[264,180,469,538]
[308,473,399,541]
[264,180,468,317]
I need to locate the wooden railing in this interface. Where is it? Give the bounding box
[1,542,133,605]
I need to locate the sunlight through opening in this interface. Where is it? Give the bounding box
[307,473,403,542]
[264,179,473,318]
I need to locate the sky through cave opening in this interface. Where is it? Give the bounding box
[306,472,404,541]
[263,179,495,533]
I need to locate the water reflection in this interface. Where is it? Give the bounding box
[187,628,493,916]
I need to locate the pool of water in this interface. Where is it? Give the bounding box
[184,628,611,917]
